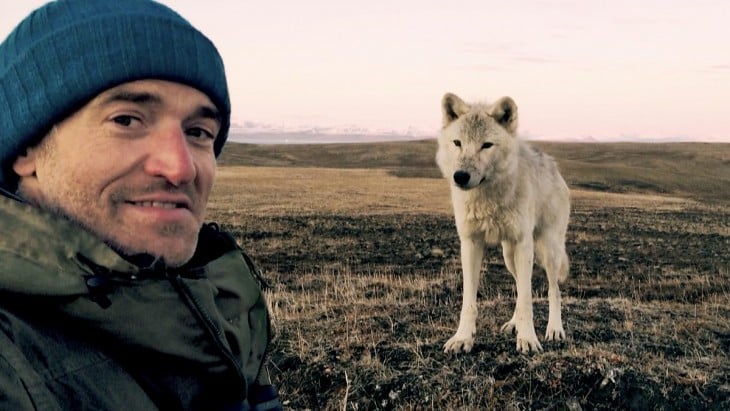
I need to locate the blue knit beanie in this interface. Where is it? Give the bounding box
[0,0,230,190]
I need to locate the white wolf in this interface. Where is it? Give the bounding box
[436,93,570,354]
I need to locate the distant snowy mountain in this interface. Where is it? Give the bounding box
[228,121,436,144]
[227,121,728,144]
[527,135,730,143]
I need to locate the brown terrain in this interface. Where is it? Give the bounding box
[210,140,729,410]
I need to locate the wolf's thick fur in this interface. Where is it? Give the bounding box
[436,93,570,353]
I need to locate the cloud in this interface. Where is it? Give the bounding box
[511,56,560,64]
[459,40,562,72]
[462,41,524,55]
[707,64,730,71]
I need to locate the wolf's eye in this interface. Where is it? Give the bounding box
[481,142,494,150]
[453,140,461,147]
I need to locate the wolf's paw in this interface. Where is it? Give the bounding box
[504,320,542,353]
[516,331,543,353]
[443,333,475,354]
[500,320,515,335]
[545,323,566,341]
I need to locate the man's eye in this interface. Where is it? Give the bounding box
[112,115,138,126]
[187,127,215,139]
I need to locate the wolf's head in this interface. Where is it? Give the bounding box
[435,93,519,190]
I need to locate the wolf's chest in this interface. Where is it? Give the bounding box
[463,203,519,244]
[451,187,521,244]
[466,211,504,244]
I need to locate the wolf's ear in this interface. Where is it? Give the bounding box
[490,97,518,134]
[442,93,470,127]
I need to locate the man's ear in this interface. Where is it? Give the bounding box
[12,148,39,178]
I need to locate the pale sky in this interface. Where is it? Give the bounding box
[2,0,729,142]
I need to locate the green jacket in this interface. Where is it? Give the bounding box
[0,192,276,410]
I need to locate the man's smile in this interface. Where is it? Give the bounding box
[128,200,187,209]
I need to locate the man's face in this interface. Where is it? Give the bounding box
[14,80,221,267]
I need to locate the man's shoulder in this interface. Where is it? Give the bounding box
[0,339,39,411]
[0,308,67,410]
[0,305,157,410]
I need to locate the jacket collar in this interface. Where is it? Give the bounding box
[0,191,142,295]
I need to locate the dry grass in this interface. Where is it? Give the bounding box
[218,140,730,203]
[209,166,699,218]
[210,167,453,216]
[208,141,729,410]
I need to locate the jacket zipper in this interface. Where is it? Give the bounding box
[165,271,247,393]
[243,251,274,386]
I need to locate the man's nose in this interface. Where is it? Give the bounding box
[144,126,196,186]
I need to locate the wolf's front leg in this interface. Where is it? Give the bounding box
[444,235,485,353]
[501,238,542,353]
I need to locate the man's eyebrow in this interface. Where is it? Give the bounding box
[97,90,221,124]
[192,106,222,125]
[99,90,163,106]
[99,90,223,124]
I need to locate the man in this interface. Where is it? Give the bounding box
[0,1,281,410]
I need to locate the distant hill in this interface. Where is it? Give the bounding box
[218,140,729,203]
[218,139,437,169]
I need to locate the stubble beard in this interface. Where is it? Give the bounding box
[20,182,201,267]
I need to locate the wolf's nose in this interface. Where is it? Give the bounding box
[453,171,470,186]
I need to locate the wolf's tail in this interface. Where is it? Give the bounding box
[558,251,569,283]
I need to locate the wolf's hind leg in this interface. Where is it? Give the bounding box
[537,237,567,341]
[499,241,519,335]
[503,239,542,353]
